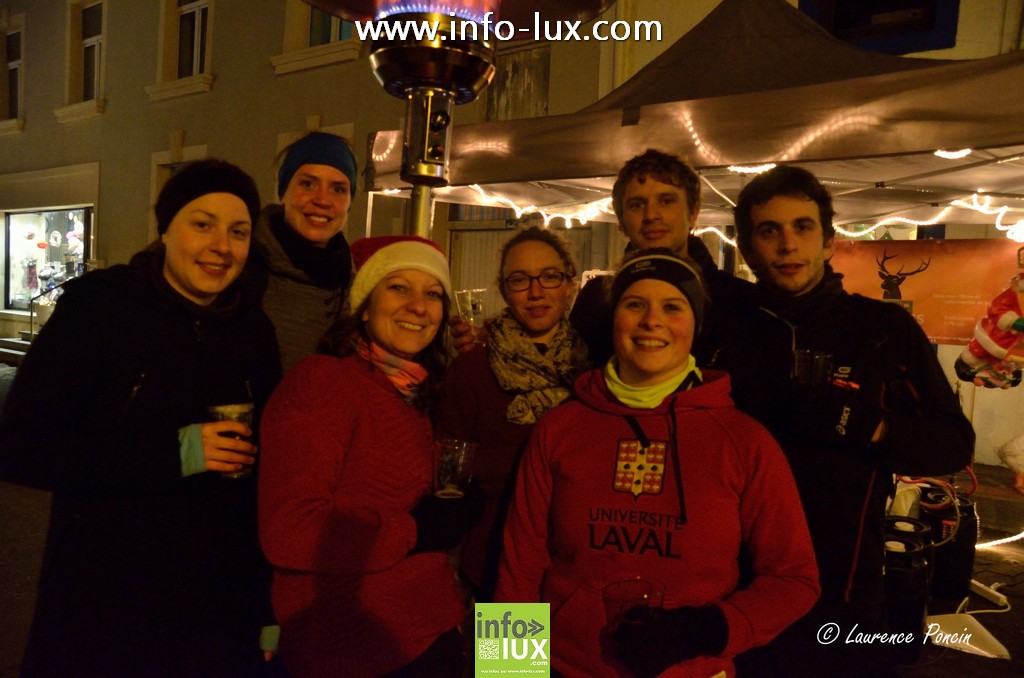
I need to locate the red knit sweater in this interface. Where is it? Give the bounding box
[259,354,465,678]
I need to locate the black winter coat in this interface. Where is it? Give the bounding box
[0,248,281,677]
[701,268,974,677]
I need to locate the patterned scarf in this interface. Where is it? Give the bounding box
[487,308,591,425]
[356,339,429,403]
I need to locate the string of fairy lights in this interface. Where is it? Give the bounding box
[375,148,1024,247]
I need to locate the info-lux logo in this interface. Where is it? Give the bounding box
[475,603,550,676]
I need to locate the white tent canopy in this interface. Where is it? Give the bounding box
[367,0,1024,231]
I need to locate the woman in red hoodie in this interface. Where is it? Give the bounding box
[495,250,820,678]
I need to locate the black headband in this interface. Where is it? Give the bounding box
[611,253,705,332]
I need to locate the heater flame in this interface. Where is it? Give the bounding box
[374,0,498,23]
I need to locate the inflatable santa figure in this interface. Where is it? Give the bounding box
[956,273,1024,388]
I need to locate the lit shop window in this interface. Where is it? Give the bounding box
[5,208,92,311]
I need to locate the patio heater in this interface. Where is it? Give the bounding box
[303,0,615,237]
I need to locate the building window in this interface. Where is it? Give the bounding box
[54,2,106,123]
[145,0,214,102]
[4,28,21,121]
[177,0,209,78]
[271,0,360,75]
[308,7,354,47]
[0,12,25,133]
[81,2,102,101]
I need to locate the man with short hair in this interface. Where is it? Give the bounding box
[611,147,702,255]
[703,165,974,677]
[570,148,714,363]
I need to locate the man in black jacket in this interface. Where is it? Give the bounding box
[702,165,974,677]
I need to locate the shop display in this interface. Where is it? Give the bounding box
[5,208,91,310]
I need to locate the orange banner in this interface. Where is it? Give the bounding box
[830,239,1024,345]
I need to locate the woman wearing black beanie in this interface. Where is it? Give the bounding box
[0,159,282,677]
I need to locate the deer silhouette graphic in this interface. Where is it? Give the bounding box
[876,251,931,299]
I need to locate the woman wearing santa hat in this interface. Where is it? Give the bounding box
[259,235,474,677]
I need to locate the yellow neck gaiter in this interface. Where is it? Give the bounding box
[604,355,701,409]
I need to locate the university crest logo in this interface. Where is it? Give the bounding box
[613,440,666,497]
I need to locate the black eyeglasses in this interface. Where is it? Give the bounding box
[504,270,568,292]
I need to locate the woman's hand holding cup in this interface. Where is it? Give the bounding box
[200,420,256,473]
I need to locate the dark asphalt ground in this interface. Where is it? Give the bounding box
[1,470,1021,677]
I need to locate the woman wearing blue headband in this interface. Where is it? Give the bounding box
[252,131,359,371]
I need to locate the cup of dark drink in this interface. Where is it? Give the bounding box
[793,349,834,389]
[602,577,664,631]
[207,402,255,479]
[434,438,478,498]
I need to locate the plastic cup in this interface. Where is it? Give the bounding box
[434,438,478,498]
[454,289,486,328]
[207,402,255,479]
[601,577,664,630]
[793,349,834,388]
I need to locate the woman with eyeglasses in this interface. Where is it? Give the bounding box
[437,226,590,602]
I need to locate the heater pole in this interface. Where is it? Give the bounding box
[307,1,616,237]
[401,87,453,237]
[409,184,435,239]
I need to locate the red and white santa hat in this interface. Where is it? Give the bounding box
[348,235,452,310]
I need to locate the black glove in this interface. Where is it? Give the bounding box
[408,487,482,555]
[613,604,728,678]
